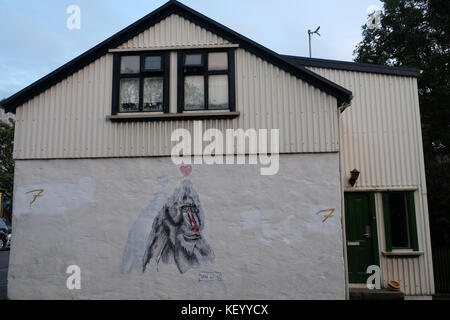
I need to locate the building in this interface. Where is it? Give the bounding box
[1,1,433,299]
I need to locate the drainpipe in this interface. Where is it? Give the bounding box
[338,99,351,300]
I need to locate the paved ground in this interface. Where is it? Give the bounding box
[0,250,9,300]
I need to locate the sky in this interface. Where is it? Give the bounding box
[0,0,382,99]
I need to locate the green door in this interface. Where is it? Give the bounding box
[345,193,379,283]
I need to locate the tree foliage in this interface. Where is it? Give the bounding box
[354,0,450,247]
[0,101,15,201]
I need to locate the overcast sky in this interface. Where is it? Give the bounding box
[0,0,382,99]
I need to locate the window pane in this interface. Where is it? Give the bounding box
[121,56,140,74]
[185,54,202,66]
[184,76,205,110]
[389,193,411,248]
[119,78,140,112]
[208,75,229,110]
[144,56,162,71]
[143,77,163,111]
[208,52,228,70]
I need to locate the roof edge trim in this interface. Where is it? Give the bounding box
[282,55,421,77]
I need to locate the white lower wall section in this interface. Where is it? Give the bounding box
[8,154,345,300]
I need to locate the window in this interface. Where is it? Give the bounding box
[178,49,235,112]
[111,49,236,120]
[185,53,203,67]
[121,56,140,73]
[184,76,205,110]
[144,56,163,72]
[209,75,229,109]
[383,192,419,251]
[112,52,169,114]
[119,78,140,112]
[208,52,228,70]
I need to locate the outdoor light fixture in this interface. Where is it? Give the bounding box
[349,169,360,187]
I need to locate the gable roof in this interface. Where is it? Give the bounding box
[2,0,353,113]
[282,55,421,77]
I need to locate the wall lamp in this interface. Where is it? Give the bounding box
[349,169,360,187]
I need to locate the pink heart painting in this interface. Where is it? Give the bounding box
[180,165,192,177]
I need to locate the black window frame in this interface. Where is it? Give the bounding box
[178,48,235,113]
[112,51,170,115]
[383,191,419,252]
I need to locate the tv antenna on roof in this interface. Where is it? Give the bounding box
[308,26,321,58]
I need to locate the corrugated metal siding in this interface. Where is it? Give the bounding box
[381,256,424,295]
[307,67,422,189]
[13,49,339,159]
[117,14,231,49]
[235,50,339,154]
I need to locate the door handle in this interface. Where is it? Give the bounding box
[347,241,360,246]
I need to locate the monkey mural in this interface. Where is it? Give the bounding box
[121,180,215,274]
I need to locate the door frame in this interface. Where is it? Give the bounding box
[344,192,380,282]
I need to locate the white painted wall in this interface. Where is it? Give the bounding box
[8,153,345,300]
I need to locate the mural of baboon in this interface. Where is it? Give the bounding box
[122,180,215,274]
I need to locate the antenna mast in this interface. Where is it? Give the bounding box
[308,26,321,58]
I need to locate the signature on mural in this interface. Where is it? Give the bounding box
[316,208,336,223]
[26,189,45,206]
[122,180,215,274]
